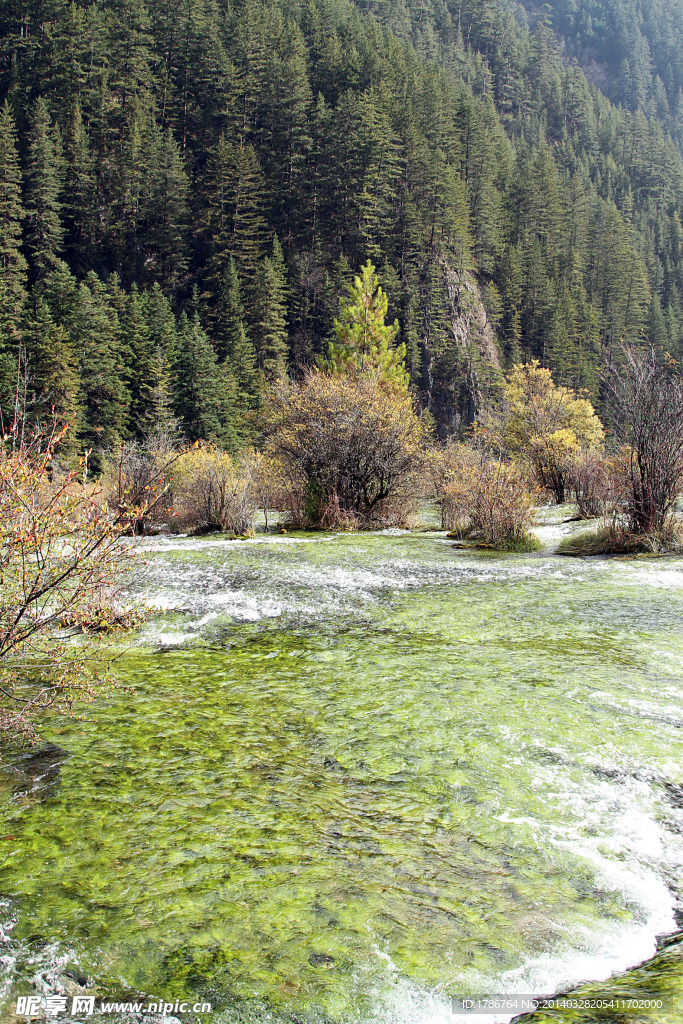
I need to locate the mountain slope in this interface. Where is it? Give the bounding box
[0,0,681,443]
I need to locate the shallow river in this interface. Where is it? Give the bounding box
[2,511,683,1023]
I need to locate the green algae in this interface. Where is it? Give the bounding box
[514,938,683,1024]
[1,529,683,1022]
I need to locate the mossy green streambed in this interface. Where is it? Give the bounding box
[2,515,683,1023]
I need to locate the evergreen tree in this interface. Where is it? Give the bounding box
[77,273,131,461]
[0,101,26,309]
[252,245,289,380]
[23,294,80,436]
[214,257,258,408]
[141,282,178,435]
[122,283,155,435]
[142,282,178,363]
[25,98,64,279]
[139,122,189,288]
[173,312,227,441]
[62,102,96,272]
[204,136,267,293]
[0,100,26,419]
[327,261,407,390]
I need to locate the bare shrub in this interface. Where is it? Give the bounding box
[172,445,256,535]
[260,369,424,529]
[607,347,683,536]
[569,450,615,519]
[1,421,165,742]
[248,451,305,531]
[101,430,181,534]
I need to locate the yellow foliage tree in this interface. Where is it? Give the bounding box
[171,444,256,535]
[504,361,604,503]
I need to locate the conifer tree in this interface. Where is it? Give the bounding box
[173,312,225,441]
[77,273,131,461]
[0,100,26,309]
[63,102,96,272]
[252,247,289,380]
[214,257,258,407]
[142,282,178,363]
[108,0,154,122]
[140,123,189,288]
[205,136,267,293]
[23,294,80,436]
[141,283,178,436]
[25,98,64,280]
[41,259,80,329]
[0,100,26,417]
[122,284,155,435]
[327,261,407,390]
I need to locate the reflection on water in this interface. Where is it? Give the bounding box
[1,512,683,1023]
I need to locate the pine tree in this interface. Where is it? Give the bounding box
[141,282,178,436]
[173,312,225,441]
[142,282,178,362]
[326,261,407,390]
[647,293,668,352]
[23,293,80,436]
[77,273,131,461]
[261,22,312,234]
[25,97,64,279]
[214,257,258,407]
[252,246,289,380]
[0,100,27,308]
[63,102,96,272]
[107,0,154,122]
[0,100,26,416]
[122,283,155,435]
[41,259,80,328]
[140,123,189,289]
[204,136,267,294]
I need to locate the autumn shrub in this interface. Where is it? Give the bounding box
[260,368,424,529]
[428,442,478,534]
[171,444,256,535]
[432,443,539,547]
[446,459,539,547]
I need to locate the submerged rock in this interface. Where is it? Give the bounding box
[12,743,69,802]
[308,952,335,968]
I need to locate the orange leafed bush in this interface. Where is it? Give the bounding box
[1,424,167,741]
[431,442,538,546]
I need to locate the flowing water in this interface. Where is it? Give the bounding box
[2,509,683,1024]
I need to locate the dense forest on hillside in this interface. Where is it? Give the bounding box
[0,0,682,455]
[514,0,683,152]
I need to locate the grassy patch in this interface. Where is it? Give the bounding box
[450,532,543,553]
[558,525,680,556]
[490,534,544,553]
